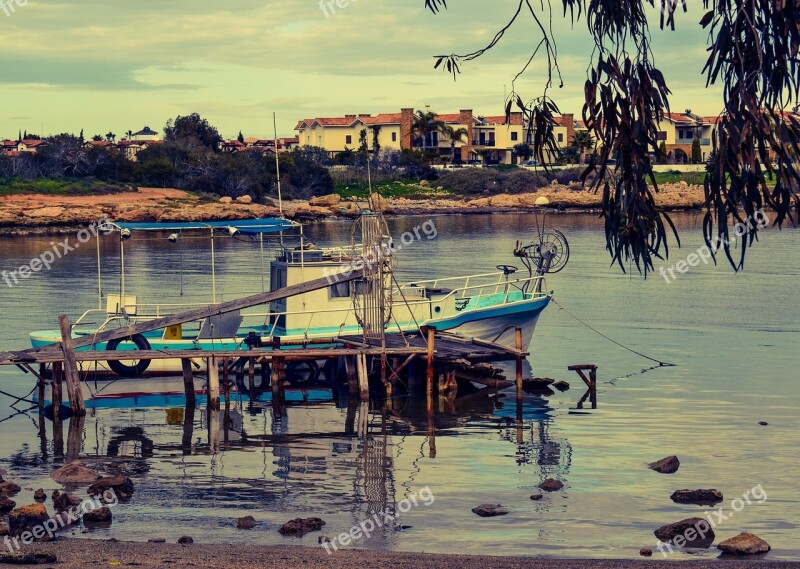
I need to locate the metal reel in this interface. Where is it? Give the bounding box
[531,230,570,273]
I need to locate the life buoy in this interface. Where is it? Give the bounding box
[106,334,152,377]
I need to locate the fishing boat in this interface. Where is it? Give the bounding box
[29,211,569,380]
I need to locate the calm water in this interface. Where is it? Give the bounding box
[0,213,797,559]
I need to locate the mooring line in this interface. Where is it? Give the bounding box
[550,297,675,367]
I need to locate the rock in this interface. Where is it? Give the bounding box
[82,507,112,523]
[471,504,509,517]
[469,197,491,207]
[0,522,8,536]
[717,532,771,555]
[523,378,556,394]
[0,497,16,512]
[489,194,520,208]
[218,196,233,204]
[26,207,66,219]
[50,462,101,485]
[640,548,653,557]
[52,491,81,513]
[649,455,680,474]
[419,180,429,187]
[279,517,326,536]
[0,480,21,497]
[0,553,58,565]
[235,195,252,204]
[759,421,768,426]
[178,535,194,544]
[529,494,543,501]
[309,194,341,207]
[8,504,49,537]
[368,193,388,213]
[87,476,134,501]
[538,479,564,492]
[318,535,332,544]
[654,517,715,547]
[553,380,570,391]
[148,538,166,543]
[236,515,257,529]
[33,489,46,503]
[670,489,724,506]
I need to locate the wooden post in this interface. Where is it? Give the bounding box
[515,327,524,406]
[345,355,358,395]
[248,357,256,395]
[66,413,85,462]
[182,399,195,455]
[181,358,195,408]
[208,408,220,454]
[357,353,369,402]
[207,356,220,411]
[52,362,63,457]
[271,356,285,412]
[58,315,85,416]
[222,359,231,414]
[425,327,435,409]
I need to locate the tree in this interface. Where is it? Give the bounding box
[358,129,368,153]
[691,138,702,164]
[105,132,116,143]
[425,1,800,275]
[237,131,245,144]
[512,143,534,164]
[371,125,382,153]
[125,130,133,140]
[658,141,668,164]
[92,134,103,142]
[571,131,595,163]
[412,110,444,151]
[164,113,223,151]
[79,129,85,144]
[441,125,469,163]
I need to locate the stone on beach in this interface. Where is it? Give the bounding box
[553,380,570,391]
[0,522,8,536]
[236,515,257,529]
[218,196,233,204]
[0,497,16,512]
[648,455,680,474]
[0,478,21,497]
[52,491,82,513]
[235,195,252,204]
[147,538,166,543]
[471,504,509,517]
[82,507,112,524]
[33,489,46,503]
[87,476,135,501]
[639,548,653,557]
[279,517,326,536]
[177,535,194,544]
[654,517,715,547]
[529,494,543,501]
[309,194,341,207]
[670,489,723,506]
[538,479,564,492]
[8,504,49,538]
[717,532,771,555]
[0,553,58,565]
[50,462,101,485]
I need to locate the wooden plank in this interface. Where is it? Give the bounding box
[59,315,85,416]
[181,358,195,407]
[16,269,364,360]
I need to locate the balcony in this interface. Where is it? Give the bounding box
[472,140,496,147]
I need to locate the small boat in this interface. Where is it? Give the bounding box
[30,213,569,379]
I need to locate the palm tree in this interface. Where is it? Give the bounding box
[412,110,444,151]
[105,132,116,143]
[571,130,595,163]
[440,125,469,163]
[125,130,133,140]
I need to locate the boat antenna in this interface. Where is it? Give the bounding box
[273,112,283,216]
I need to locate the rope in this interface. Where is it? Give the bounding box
[550,297,675,367]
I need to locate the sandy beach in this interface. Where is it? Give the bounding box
[4,540,798,569]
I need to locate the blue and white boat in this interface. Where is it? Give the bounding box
[30,215,568,379]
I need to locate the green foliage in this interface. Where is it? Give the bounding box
[691,138,702,164]
[0,177,134,196]
[513,143,534,161]
[658,141,668,164]
[437,168,549,195]
[164,113,223,150]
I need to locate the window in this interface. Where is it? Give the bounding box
[392,132,397,142]
[511,131,519,141]
[329,282,351,298]
[657,131,667,141]
[558,133,564,143]
[353,280,373,296]
[270,267,287,291]
[345,135,352,145]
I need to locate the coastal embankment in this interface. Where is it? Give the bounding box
[0,181,706,234]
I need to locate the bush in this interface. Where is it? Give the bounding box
[437,168,549,195]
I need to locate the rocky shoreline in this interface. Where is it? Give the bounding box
[0,182,706,235]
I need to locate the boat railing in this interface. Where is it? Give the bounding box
[396,273,547,301]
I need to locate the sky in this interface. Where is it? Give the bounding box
[0,0,724,140]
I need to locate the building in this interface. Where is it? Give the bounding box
[657,112,717,162]
[131,126,160,142]
[295,109,577,165]
[0,139,46,154]
[220,137,300,155]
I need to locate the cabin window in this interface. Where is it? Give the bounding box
[353,280,373,295]
[329,282,351,298]
[270,267,287,291]
[346,135,353,145]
